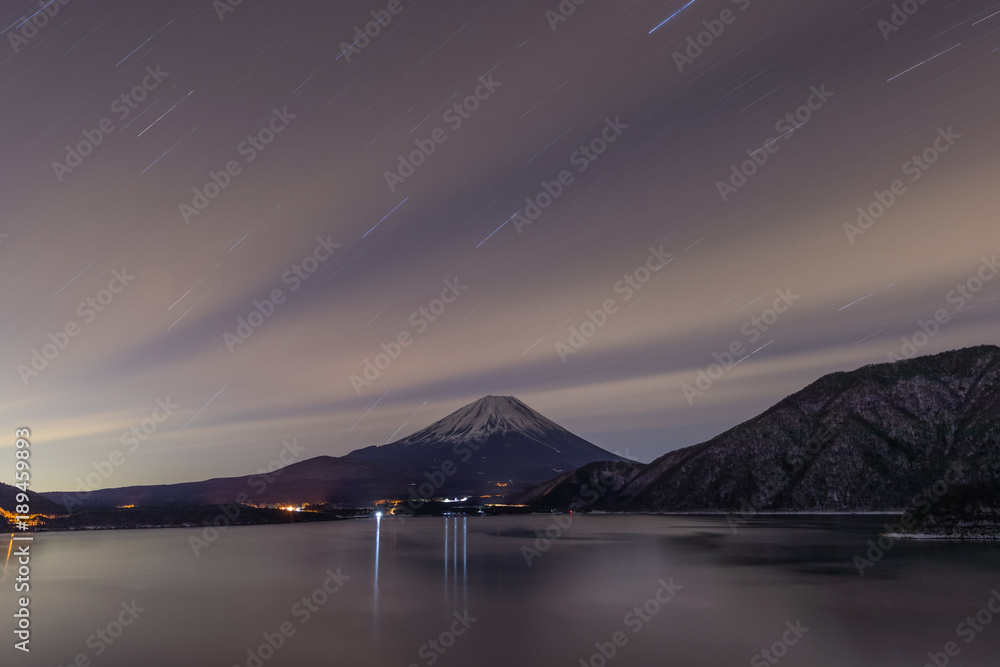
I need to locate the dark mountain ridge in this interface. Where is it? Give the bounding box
[0,482,64,515]
[43,455,397,510]
[524,345,1000,513]
[43,395,629,509]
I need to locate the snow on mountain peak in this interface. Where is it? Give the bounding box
[396,395,571,445]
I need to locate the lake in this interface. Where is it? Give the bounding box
[7,515,1000,666]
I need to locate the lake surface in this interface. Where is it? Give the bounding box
[6,515,1000,666]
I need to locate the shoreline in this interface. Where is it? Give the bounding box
[9,508,1000,535]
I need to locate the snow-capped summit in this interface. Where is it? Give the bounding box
[393,395,576,446]
[346,395,631,486]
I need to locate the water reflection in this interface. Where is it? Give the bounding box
[23,516,1000,666]
[373,513,381,607]
[443,516,468,608]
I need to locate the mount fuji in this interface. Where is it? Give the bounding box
[43,395,631,511]
[346,395,632,492]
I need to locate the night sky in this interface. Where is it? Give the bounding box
[3,0,998,492]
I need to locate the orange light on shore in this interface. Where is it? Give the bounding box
[3,534,12,579]
[0,507,49,528]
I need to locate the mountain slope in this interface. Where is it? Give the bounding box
[0,482,65,515]
[526,345,1000,512]
[43,396,629,510]
[43,455,398,509]
[347,395,632,485]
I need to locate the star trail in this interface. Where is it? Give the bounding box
[1,0,998,491]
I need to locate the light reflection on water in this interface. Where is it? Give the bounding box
[6,515,1000,667]
[442,516,469,611]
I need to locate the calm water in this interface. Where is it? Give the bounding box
[6,515,1000,666]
